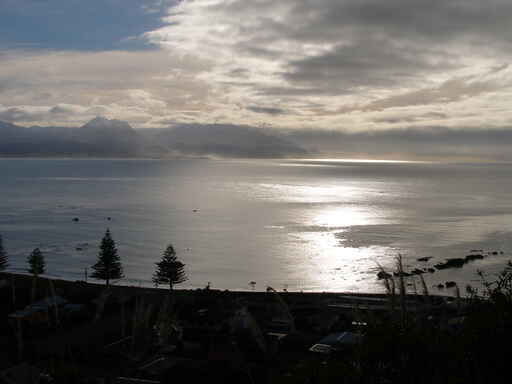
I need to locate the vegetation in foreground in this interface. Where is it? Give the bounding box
[0,260,511,384]
[280,260,512,384]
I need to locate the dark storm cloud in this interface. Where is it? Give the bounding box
[283,38,454,94]
[49,105,74,115]
[247,106,288,115]
[228,68,250,78]
[201,0,512,98]
[272,0,512,44]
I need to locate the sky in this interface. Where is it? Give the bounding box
[1,0,512,156]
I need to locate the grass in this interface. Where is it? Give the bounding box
[280,258,512,384]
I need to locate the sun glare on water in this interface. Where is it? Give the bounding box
[313,206,378,228]
[300,158,415,163]
[287,194,394,292]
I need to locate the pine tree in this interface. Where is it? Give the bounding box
[153,244,187,290]
[27,248,45,276]
[0,234,8,271]
[91,229,123,286]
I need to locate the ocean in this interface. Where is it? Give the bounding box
[1,158,511,293]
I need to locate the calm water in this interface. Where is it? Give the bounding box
[1,158,511,293]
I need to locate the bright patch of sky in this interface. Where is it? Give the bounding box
[0,0,173,51]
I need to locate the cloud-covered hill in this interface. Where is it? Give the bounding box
[0,117,307,158]
[148,124,308,158]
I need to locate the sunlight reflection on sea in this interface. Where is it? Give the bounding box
[1,158,512,294]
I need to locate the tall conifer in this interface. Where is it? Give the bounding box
[0,235,8,271]
[27,248,45,276]
[91,229,123,286]
[153,244,187,290]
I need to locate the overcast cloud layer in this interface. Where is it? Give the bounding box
[2,0,512,159]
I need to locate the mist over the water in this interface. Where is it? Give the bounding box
[1,158,511,293]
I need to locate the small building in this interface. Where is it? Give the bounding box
[8,296,68,327]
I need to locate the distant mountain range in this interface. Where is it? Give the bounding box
[0,117,307,158]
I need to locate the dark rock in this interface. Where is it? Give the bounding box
[465,254,484,262]
[417,257,432,262]
[428,268,435,273]
[107,217,111,221]
[393,271,411,277]
[492,251,498,255]
[437,284,445,289]
[435,258,465,269]
[72,217,79,222]
[76,247,82,251]
[445,281,457,288]
[411,268,425,275]
[446,258,465,267]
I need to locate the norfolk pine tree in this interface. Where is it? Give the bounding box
[153,244,187,290]
[91,229,123,286]
[0,234,8,271]
[27,248,45,276]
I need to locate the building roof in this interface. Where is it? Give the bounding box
[30,296,67,309]
[8,296,68,319]
[309,331,362,354]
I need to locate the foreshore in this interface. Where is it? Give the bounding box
[0,271,449,304]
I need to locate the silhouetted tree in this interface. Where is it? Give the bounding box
[91,229,123,286]
[153,244,187,290]
[0,234,8,271]
[27,248,45,276]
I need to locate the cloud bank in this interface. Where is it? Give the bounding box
[2,0,512,160]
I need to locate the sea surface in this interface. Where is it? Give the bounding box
[1,158,512,294]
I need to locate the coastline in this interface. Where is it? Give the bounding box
[0,271,454,303]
